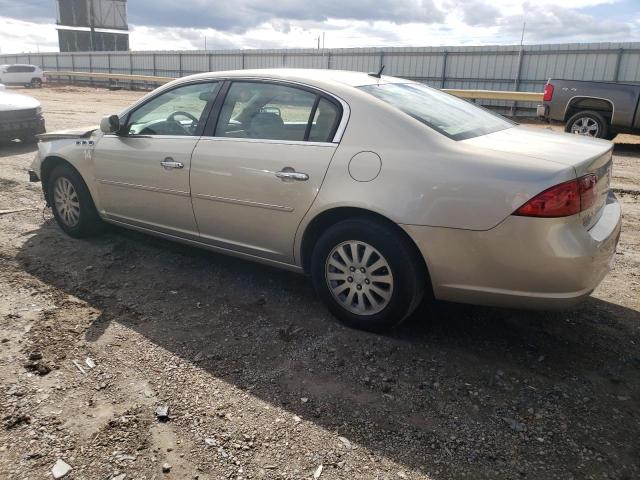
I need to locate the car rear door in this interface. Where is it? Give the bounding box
[3,65,21,84]
[94,81,220,238]
[190,80,344,264]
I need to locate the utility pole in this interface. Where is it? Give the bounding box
[204,36,207,50]
[88,0,96,51]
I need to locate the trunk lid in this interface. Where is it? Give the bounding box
[463,125,613,229]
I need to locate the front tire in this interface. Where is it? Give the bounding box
[47,163,103,238]
[565,110,609,139]
[311,218,426,331]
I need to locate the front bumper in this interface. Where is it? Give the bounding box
[0,114,46,141]
[402,191,622,309]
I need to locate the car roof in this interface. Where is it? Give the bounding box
[182,68,411,89]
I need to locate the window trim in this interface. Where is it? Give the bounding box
[202,78,345,144]
[115,80,222,138]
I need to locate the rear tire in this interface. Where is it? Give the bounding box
[47,163,103,238]
[565,110,609,139]
[310,217,426,331]
[30,78,42,88]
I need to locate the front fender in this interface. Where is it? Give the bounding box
[34,131,103,212]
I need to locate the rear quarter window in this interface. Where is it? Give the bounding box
[359,83,515,141]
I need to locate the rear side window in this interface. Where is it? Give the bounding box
[359,83,515,141]
[214,81,341,142]
[215,82,317,141]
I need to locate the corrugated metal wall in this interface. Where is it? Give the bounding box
[2,42,639,115]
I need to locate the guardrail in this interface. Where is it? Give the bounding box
[45,70,172,84]
[44,71,544,102]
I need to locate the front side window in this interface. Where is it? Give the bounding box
[359,83,515,141]
[126,82,219,136]
[215,82,339,142]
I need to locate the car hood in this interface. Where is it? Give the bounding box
[37,126,98,141]
[461,125,613,175]
[0,90,40,111]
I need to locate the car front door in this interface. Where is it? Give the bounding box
[94,81,220,238]
[190,80,344,264]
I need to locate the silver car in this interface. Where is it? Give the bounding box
[30,69,621,330]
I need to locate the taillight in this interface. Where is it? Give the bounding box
[514,174,597,218]
[543,83,554,102]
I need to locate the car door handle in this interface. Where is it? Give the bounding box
[160,158,184,169]
[275,169,309,181]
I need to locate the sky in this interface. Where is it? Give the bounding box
[0,0,639,53]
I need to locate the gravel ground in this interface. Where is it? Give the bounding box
[0,85,639,480]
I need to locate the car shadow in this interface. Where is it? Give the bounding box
[15,221,640,474]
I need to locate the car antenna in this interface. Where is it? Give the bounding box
[368,64,385,79]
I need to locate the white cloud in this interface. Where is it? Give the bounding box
[0,0,638,55]
[0,17,58,54]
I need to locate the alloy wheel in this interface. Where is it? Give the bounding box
[570,116,599,137]
[325,240,394,315]
[53,177,80,227]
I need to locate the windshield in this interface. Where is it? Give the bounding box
[359,83,515,140]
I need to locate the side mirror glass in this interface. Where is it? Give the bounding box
[100,114,120,134]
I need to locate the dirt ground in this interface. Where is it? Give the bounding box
[1,85,639,480]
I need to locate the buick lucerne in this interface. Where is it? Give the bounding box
[29,69,621,330]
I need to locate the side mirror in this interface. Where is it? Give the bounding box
[100,114,120,134]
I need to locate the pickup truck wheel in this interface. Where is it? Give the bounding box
[47,164,104,238]
[310,218,425,332]
[565,110,609,139]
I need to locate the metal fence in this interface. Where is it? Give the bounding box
[2,42,640,115]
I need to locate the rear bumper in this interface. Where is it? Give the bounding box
[402,192,622,309]
[536,104,548,117]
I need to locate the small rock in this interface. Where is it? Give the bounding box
[300,397,309,403]
[112,474,126,480]
[204,438,217,446]
[24,361,50,376]
[292,415,301,423]
[28,351,43,361]
[162,462,172,473]
[338,436,352,449]
[502,417,527,432]
[85,357,96,369]
[4,413,30,429]
[313,464,323,479]
[155,406,170,422]
[51,459,72,479]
